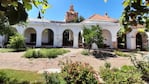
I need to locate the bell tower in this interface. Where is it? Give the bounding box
[65,5,78,22]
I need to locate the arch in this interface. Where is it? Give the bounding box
[136,33,142,49]
[24,28,36,45]
[62,29,74,47]
[78,31,83,48]
[117,30,127,49]
[135,32,148,50]
[102,29,112,48]
[42,29,54,47]
[126,29,148,49]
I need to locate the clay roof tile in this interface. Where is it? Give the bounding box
[88,14,118,22]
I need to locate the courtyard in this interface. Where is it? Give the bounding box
[0,0,149,83]
[0,48,145,72]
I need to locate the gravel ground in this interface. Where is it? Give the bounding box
[0,48,145,72]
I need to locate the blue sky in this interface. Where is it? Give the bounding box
[28,0,123,21]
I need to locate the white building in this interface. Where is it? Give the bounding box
[1,5,149,50]
[12,14,120,48]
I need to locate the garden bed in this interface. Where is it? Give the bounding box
[24,48,70,58]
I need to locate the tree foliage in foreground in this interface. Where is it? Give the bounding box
[0,16,17,35]
[83,25,103,49]
[0,0,49,25]
[121,0,149,31]
[0,0,49,36]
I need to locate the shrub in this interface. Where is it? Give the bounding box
[7,33,26,51]
[81,50,89,55]
[0,72,8,83]
[136,61,149,81]
[99,64,144,84]
[104,62,111,68]
[114,50,129,57]
[43,61,101,84]
[131,56,149,81]
[0,71,31,84]
[44,72,66,84]
[24,48,69,58]
[24,49,40,58]
[60,61,100,84]
[38,49,47,58]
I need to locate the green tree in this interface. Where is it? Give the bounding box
[121,0,149,30]
[83,25,103,49]
[71,16,85,23]
[78,16,85,22]
[0,0,49,36]
[0,0,49,25]
[0,17,11,35]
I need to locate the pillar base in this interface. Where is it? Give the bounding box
[112,42,117,48]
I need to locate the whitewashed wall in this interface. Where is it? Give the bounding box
[0,19,120,48]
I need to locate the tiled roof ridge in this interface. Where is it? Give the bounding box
[88,14,118,22]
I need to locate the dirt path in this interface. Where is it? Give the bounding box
[0,48,144,72]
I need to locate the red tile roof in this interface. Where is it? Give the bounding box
[88,14,118,22]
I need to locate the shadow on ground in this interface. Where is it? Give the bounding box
[92,50,117,60]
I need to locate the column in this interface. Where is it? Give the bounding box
[36,30,42,47]
[81,30,84,43]
[54,29,62,47]
[147,38,149,50]
[53,33,58,47]
[126,35,136,49]
[112,36,117,48]
[73,32,78,48]
[145,32,149,50]
[112,41,117,48]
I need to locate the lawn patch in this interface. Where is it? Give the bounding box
[0,48,16,53]
[0,48,26,53]
[0,69,44,83]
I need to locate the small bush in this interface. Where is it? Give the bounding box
[24,49,39,58]
[0,71,31,84]
[24,48,69,58]
[0,72,8,83]
[44,72,66,84]
[81,50,89,55]
[60,61,100,84]
[131,55,149,81]
[104,62,111,68]
[137,61,149,81]
[99,64,144,84]
[7,33,26,51]
[114,50,129,57]
[43,61,101,84]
